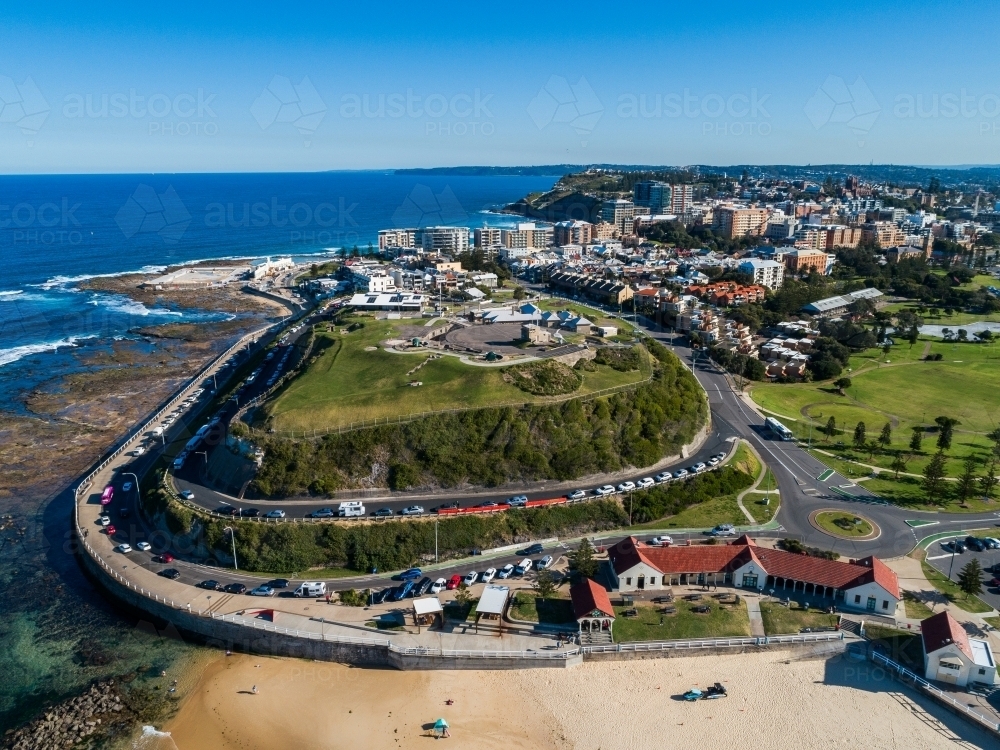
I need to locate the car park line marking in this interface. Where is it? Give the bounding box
[925,554,953,561]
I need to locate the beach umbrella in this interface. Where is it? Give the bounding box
[434,718,449,730]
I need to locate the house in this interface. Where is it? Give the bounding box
[921,611,997,687]
[565,316,593,334]
[606,536,900,615]
[522,324,556,345]
[348,292,425,311]
[570,578,615,643]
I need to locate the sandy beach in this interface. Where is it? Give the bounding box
[155,650,996,750]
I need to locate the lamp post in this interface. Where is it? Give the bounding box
[224,526,238,570]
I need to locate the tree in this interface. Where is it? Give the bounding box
[879,422,892,448]
[568,538,598,579]
[922,450,948,503]
[512,286,526,301]
[988,428,1000,459]
[833,377,852,394]
[890,453,908,480]
[957,456,979,503]
[853,421,867,450]
[935,416,960,451]
[533,569,557,599]
[957,559,983,599]
[865,439,881,460]
[454,582,473,606]
[979,459,998,499]
[909,426,924,453]
[825,416,837,441]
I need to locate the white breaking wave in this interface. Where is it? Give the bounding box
[0,290,23,298]
[131,725,178,750]
[32,266,169,290]
[0,335,98,368]
[88,294,183,318]
[0,289,48,303]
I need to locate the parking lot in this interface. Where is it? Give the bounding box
[925,534,1000,611]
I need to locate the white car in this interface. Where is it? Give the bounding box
[180,490,194,500]
[400,505,425,516]
[131,447,145,457]
[986,538,1000,549]
[655,471,672,483]
[567,490,587,501]
[649,535,673,547]
[497,564,515,579]
[694,462,707,472]
[116,543,133,553]
[463,571,478,587]
[136,541,152,551]
[708,457,720,466]
[537,555,554,569]
[98,515,111,526]
[673,469,689,479]
[481,568,497,583]
[595,485,616,496]
[617,481,636,493]
[430,578,447,594]
[636,477,655,489]
[266,510,286,519]
[710,524,736,537]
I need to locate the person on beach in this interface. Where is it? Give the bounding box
[252,685,258,694]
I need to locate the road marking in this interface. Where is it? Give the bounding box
[925,554,954,561]
[818,469,834,482]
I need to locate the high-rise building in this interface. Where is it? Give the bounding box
[601,199,635,235]
[419,226,470,254]
[737,259,784,289]
[668,184,692,214]
[378,228,418,251]
[861,222,904,247]
[784,248,832,276]
[474,226,502,248]
[713,206,770,239]
[554,220,594,246]
[633,182,692,214]
[499,222,552,249]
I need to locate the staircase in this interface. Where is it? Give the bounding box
[581,630,613,646]
[838,617,862,636]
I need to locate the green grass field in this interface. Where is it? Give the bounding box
[920,560,993,613]
[612,599,750,642]
[751,335,1000,511]
[758,602,838,635]
[268,318,650,431]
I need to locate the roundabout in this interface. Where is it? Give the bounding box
[809,509,881,542]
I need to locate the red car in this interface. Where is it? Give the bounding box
[105,524,116,536]
[990,577,1000,587]
[445,574,462,590]
[156,553,175,564]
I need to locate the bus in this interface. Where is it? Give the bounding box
[765,417,794,441]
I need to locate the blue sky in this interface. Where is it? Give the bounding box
[2,1,1000,173]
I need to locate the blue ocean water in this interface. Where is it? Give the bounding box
[0,171,556,397]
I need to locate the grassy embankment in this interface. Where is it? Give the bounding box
[750,334,1000,512]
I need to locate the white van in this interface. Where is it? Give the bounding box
[338,504,365,518]
[515,558,533,575]
[294,582,327,597]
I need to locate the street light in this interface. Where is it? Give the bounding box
[224,526,238,570]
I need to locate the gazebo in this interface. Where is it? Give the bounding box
[570,578,615,641]
[474,585,510,636]
[411,597,443,632]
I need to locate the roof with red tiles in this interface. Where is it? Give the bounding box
[921,611,972,660]
[608,536,899,597]
[570,578,615,620]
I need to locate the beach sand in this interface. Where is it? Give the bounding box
[160,651,995,750]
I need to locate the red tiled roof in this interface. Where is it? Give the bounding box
[921,611,972,660]
[570,578,615,620]
[608,537,899,597]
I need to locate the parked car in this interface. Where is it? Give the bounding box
[497,564,515,579]
[713,453,727,461]
[708,457,720,466]
[446,575,463,590]
[942,540,965,554]
[398,568,422,581]
[197,580,223,591]
[98,515,111,527]
[567,490,587,501]
[240,508,260,518]
[224,583,247,594]
[371,587,391,604]
[430,578,447,594]
[250,585,276,597]
[515,558,533,575]
[373,507,394,518]
[617,481,636,493]
[476,501,499,508]
[655,471,673,483]
[435,502,460,511]
[400,505,425,516]
[709,524,736,537]
[105,524,116,536]
[673,469,689,479]
[990,578,1000,588]
[415,577,433,596]
[390,581,415,601]
[265,509,286,519]
[986,538,1000,549]
[537,555,554,569]
[525,543,544,555]
[122,481,134,491]
[636,477,655,489]
[155,553,175,563]
[595,485,616,496]
[650,535,673,546]
[159,568,181,580]
[179,489,194,500]
[507,495,529,507]
[136,541,151,551]
[311,508,336,519]
[267,579,289,589]
[694,462,707,472]
[965,536,986,552]
[116,543,132,553]
[481,568,497,583]
[219,506,240,516]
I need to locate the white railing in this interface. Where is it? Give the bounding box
[388,645,579,660]
[582,632,844,654]
[871,651,1000,733]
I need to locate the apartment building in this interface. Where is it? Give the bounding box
[601,199,635,236]
[632,182,692,214]
[794,225,862,251]
[713,206,770,239]
[737,258,784,290]
[377,228,418,251]
[783,248,833,276]
[419,226,470,254]
[861,222,904,247]
[474,226,502,248]
[554,220,594,246]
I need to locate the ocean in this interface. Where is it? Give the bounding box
[0,171,558,735]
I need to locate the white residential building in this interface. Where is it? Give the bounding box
[737,259,784,290]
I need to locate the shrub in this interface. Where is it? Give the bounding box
[503,360,582,395]
[594,346,641,372]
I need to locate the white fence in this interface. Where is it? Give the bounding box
[871,651,1000,734]
[582,632,844,654]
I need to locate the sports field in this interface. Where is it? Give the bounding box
[751,335,1000,511]
[267,317,651,432]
